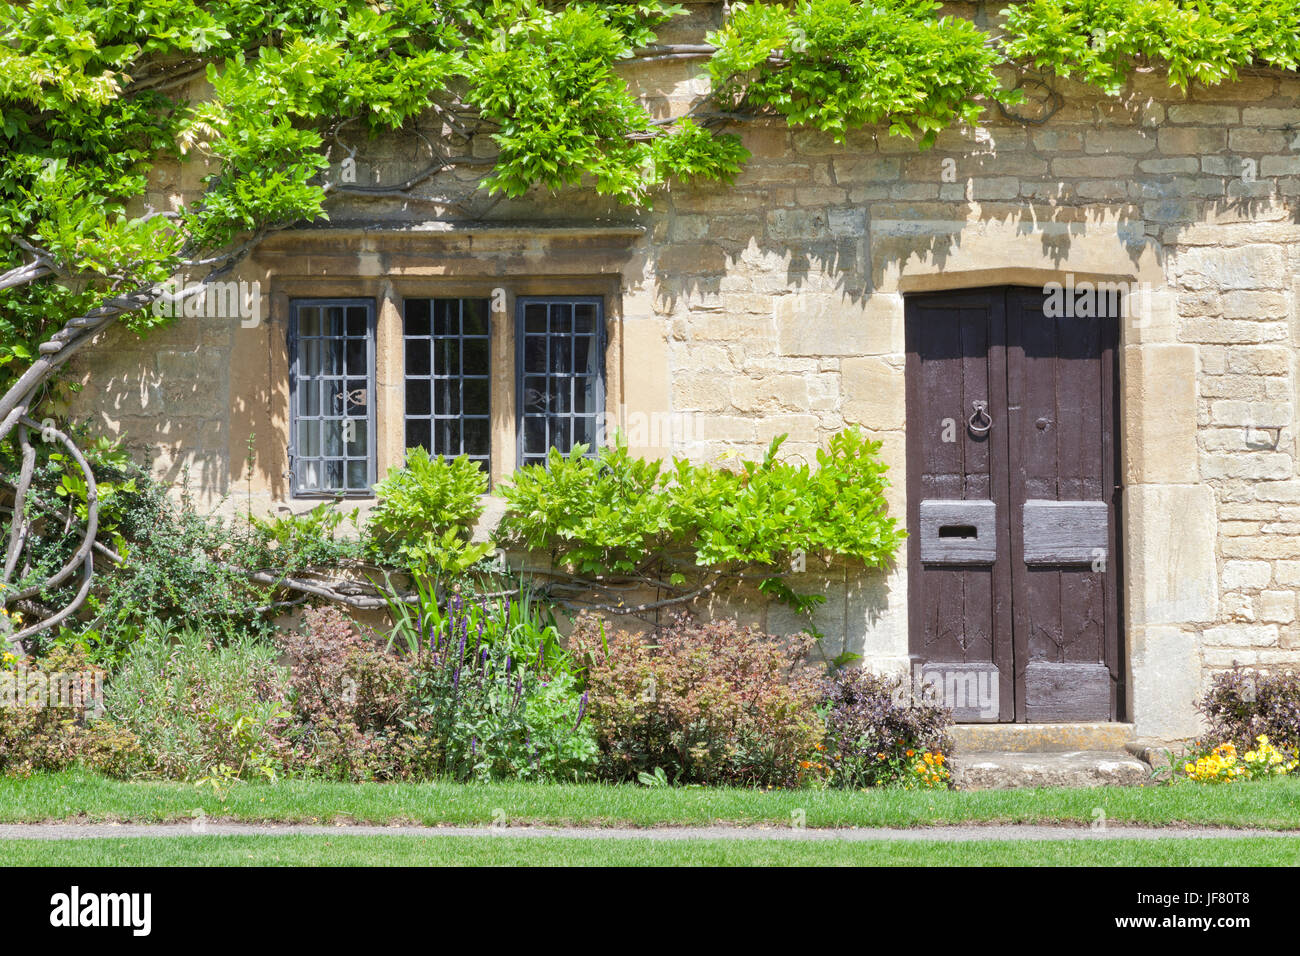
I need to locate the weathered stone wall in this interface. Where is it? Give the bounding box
[63,1,1300,739]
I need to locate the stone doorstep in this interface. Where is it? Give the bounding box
[952,722,1136,754]
[950,751,1153,791]
[1123,740,1189,770]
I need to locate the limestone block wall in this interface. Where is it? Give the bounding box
[59,1,1300,739]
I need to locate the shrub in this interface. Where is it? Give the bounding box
[400,592,599,782]
[569,614,825,787]
[278,606,437,782]
[1198,668,1300,756]
[0,442,252,661]
[819,668,952,789]
[366,448,492,572]
[104,627,291,781]
[18,458,279,663]
[387,581,570,673]
[0,647,143,778]
[498,430,904,634]
[243,502,363,574]
[501,430,902,575]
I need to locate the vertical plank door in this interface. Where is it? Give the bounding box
[905,286,1121,722]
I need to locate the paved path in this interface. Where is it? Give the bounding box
[0,823,1294,842]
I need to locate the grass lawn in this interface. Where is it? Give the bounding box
[0,770,1298,829]
[4,834,1299,866]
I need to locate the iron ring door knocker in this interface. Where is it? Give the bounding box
[968,400,992,437]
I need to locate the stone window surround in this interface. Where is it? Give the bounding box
[267,273,623,491]
[252,224,641,493]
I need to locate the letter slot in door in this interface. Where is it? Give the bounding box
[919,500,997,565]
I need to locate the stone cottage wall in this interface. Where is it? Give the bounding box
[63,1,1300,739]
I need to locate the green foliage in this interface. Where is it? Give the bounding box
[366,447,492,573]
[677,429,905,569]
[497,438,677,577]
[497,428,905,595]
[708,0,1008,146]
[474,2,651,201]
[649,117,749,185]
[0,0,736,389]
[0,440,278,660]
[399,589,599,782]
[103,625,291,781]
[1002,0,1300,94]
[75,476,276,650]
[244,502,363,573]
[386,577,570,674]
[465,0,746,204]
[278,606,438,782]
[0,646,143,778]
[4,0,1298,412]
[569,613,826,787]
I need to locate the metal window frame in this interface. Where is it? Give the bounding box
[515,295,606,468]
[401,296,493,472]
[287,297,377,499]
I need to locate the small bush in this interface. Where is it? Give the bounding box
[819,668,952,789]
[569,614,825,787]
[278,607,436,782]
[104,627,291,781]
[3,448,278,662]
[366,448,491,571]
[1198,668,1300,756]
[243,502,363,573]
[387,583,570,672]
[404,593,599,782]
[0,647,143,778]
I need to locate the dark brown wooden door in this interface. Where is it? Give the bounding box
[905,286,1121,723]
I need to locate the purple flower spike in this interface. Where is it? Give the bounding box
[452,630,466,692]
[574,691,588,730]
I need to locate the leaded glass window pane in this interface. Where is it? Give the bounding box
[290,299,374,496]
[516,298,604,469]
[404,298,491,472]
